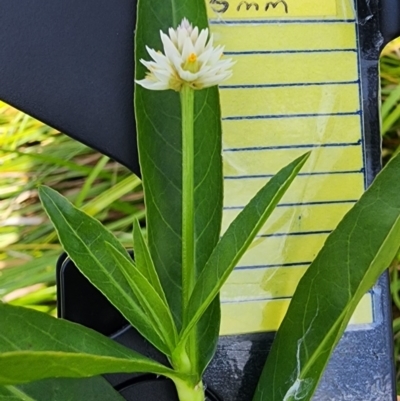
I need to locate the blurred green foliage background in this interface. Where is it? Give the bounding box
[0,104,144,314]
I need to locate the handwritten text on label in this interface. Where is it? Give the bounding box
[207,0,337,18]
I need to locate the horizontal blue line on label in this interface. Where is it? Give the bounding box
[224,169,364,180]
[235,261,312,270]
[220,80,359,89]
[222,111,361,121]
[224,140,362,152]
[224,199,358,210]
[221,295,293,304]
[224,48,357,55]
[221,288,374,304]
[209,19,356,25]
[257,230,331,238]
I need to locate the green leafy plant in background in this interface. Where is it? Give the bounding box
[0,102,144,313]
[380,39,400,392]
[2,3,400,401]
[381,41,400,158]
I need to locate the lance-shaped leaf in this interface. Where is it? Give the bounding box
[135,0,223,374]
[253,152,400,401]
[0,303,178,385]
[39,185,168,356]
[106,242,178,350]
[134,0,223,341]
[179,153,310,345]
[0,377,125,401]
[196,297,221,375]
[132,219,168,304]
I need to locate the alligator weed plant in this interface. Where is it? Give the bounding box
[0,9,308,401]
[2,0,400,400]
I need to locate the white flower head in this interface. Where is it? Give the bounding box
[136,18,234,91]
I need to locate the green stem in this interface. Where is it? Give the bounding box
[180,85,197,372]
[173,378,205,401]
[181,85,195,310]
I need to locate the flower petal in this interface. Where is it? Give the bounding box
[135,77,170,90]
[168,28,178,46]
[181,37,196,62]
[190,26,199,43]
[161,32,180,60]
[194,29,209,54]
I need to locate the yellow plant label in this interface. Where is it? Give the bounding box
[207,0,337,19]
[210,0,375,335]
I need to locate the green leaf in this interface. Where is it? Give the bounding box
[196,298,220,375]
[81,175,141,217]
[132,219,168,304]
[0,386,31,401]
[0,377,125,401]
[38,185,169,355]
[0,303,178,385]
[135,0,223,374]
[75,155,110,208]
[134,0,223,339]
[253,152,400,401]
[0,386,33,401]
[179,153,310,346]
[106,242,178,351]
[381,83,400,122]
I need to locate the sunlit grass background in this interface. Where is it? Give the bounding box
[0,107,145,314]
[2,39,400,391]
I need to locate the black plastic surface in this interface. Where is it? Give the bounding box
[57,253,128,337]
[118,377,221,401]
[0,0,139,174]
[380,0,400,46]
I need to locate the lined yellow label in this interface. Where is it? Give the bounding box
[220,294,374,335]
[207,0,337,19]
[212,0,374,335]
